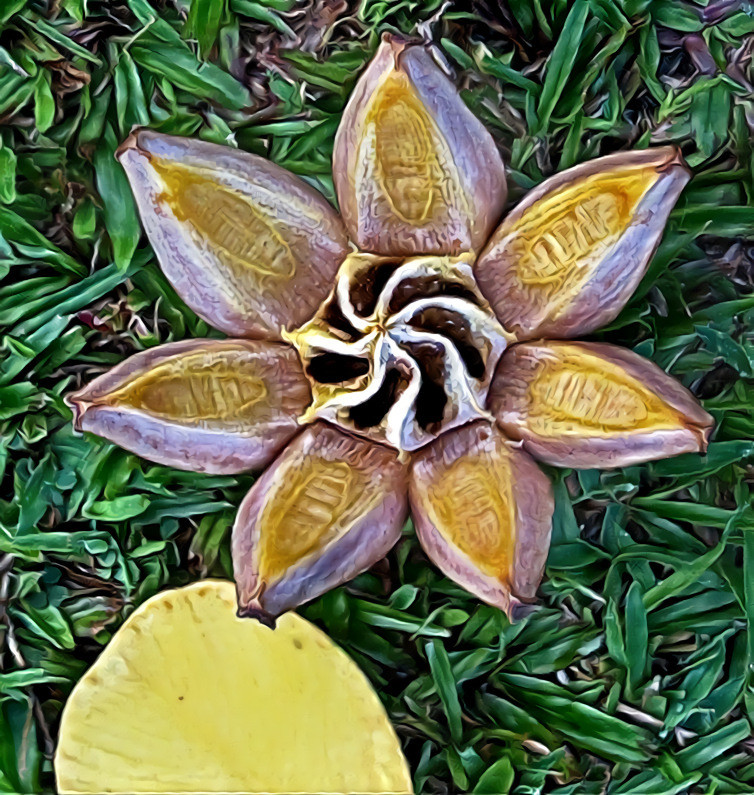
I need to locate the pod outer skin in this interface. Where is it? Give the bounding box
[489,340,713,469]
[67,339,311,474]
[475,148,691,340]
[118,130,349,340]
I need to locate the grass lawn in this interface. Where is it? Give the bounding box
[1,0,754,792]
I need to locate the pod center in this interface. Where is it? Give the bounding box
[287,252,511,451]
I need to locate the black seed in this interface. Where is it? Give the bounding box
[388,276,480,314]
[307,353,370,383]
[403,341,448,430]
[416,375,447,430]
[349,369,402,428]
[320,299,361,341]
[409,308,486,379]
[350,261,401,317]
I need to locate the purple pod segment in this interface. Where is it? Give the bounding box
[118,130,349,340]
[475,147,691,340]
[409,420,553,615]
[67,339,311,474]
[232,422,408,623]
[488,340,713,469]
[333,34,507,257]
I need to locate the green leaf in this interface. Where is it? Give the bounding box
[0,144,16,204]
[745,526,754,665]
[675,719,751,771]
[32,72,55,133]
[94,124,140,270]
[24,16,101,63]
[130,39,252,110]
[534,0,589,133]
[84,494,151,521]
[426,639,463,743]
[231,0,296,37]
[624,581,649,692]
[0,207,84,275]
[0,699,40,792]
[185,0,229,56]
[643,539,729,611]
[651,0,704,31]
[0,0,26,24]
[0,383,40,419]
[473,756,514,794]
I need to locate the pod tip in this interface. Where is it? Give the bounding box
[237,601,277,630]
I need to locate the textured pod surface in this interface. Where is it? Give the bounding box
[67,339,311,474]
[333,34,506,256]
[410,421,553,614]
[489,340,713,468]
[475,148,690,339]
[55,580,413,795]
[233,422,408,620]
[118,130,349,339]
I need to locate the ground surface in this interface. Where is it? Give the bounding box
[1,0,754,792]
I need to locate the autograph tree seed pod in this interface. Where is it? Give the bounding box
[67,340,311,474]
[232,422,409,622]
[70,34,711,622]
[118,130,349,339]
[410,421,553,614]
[55,581,413,795]
[333,34,506,257]
[489,341,713,469]
[287,252,511,453]
[475,148,690,340]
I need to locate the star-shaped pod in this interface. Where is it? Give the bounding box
[68,34,712,623]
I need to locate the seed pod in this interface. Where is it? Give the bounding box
[489,341,713,468]
[409,421,553,614]
[68,339,311,474]
[118,130,349,340]
[333,34,506,257]
[475,147,690,339]
[232,422,408,622]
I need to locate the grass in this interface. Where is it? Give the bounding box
[1,0,754,792]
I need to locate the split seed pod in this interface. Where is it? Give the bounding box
[118,130,349,339]
[68,34,711,625]
[67,340,311,474]
[55,581,413,794]
[475,148,690,339]
[489,341,713,468]
[232,423,409,622]
[334,34,506,256]
[410,421,554,613]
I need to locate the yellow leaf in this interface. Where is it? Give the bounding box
[55,581,413,795]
